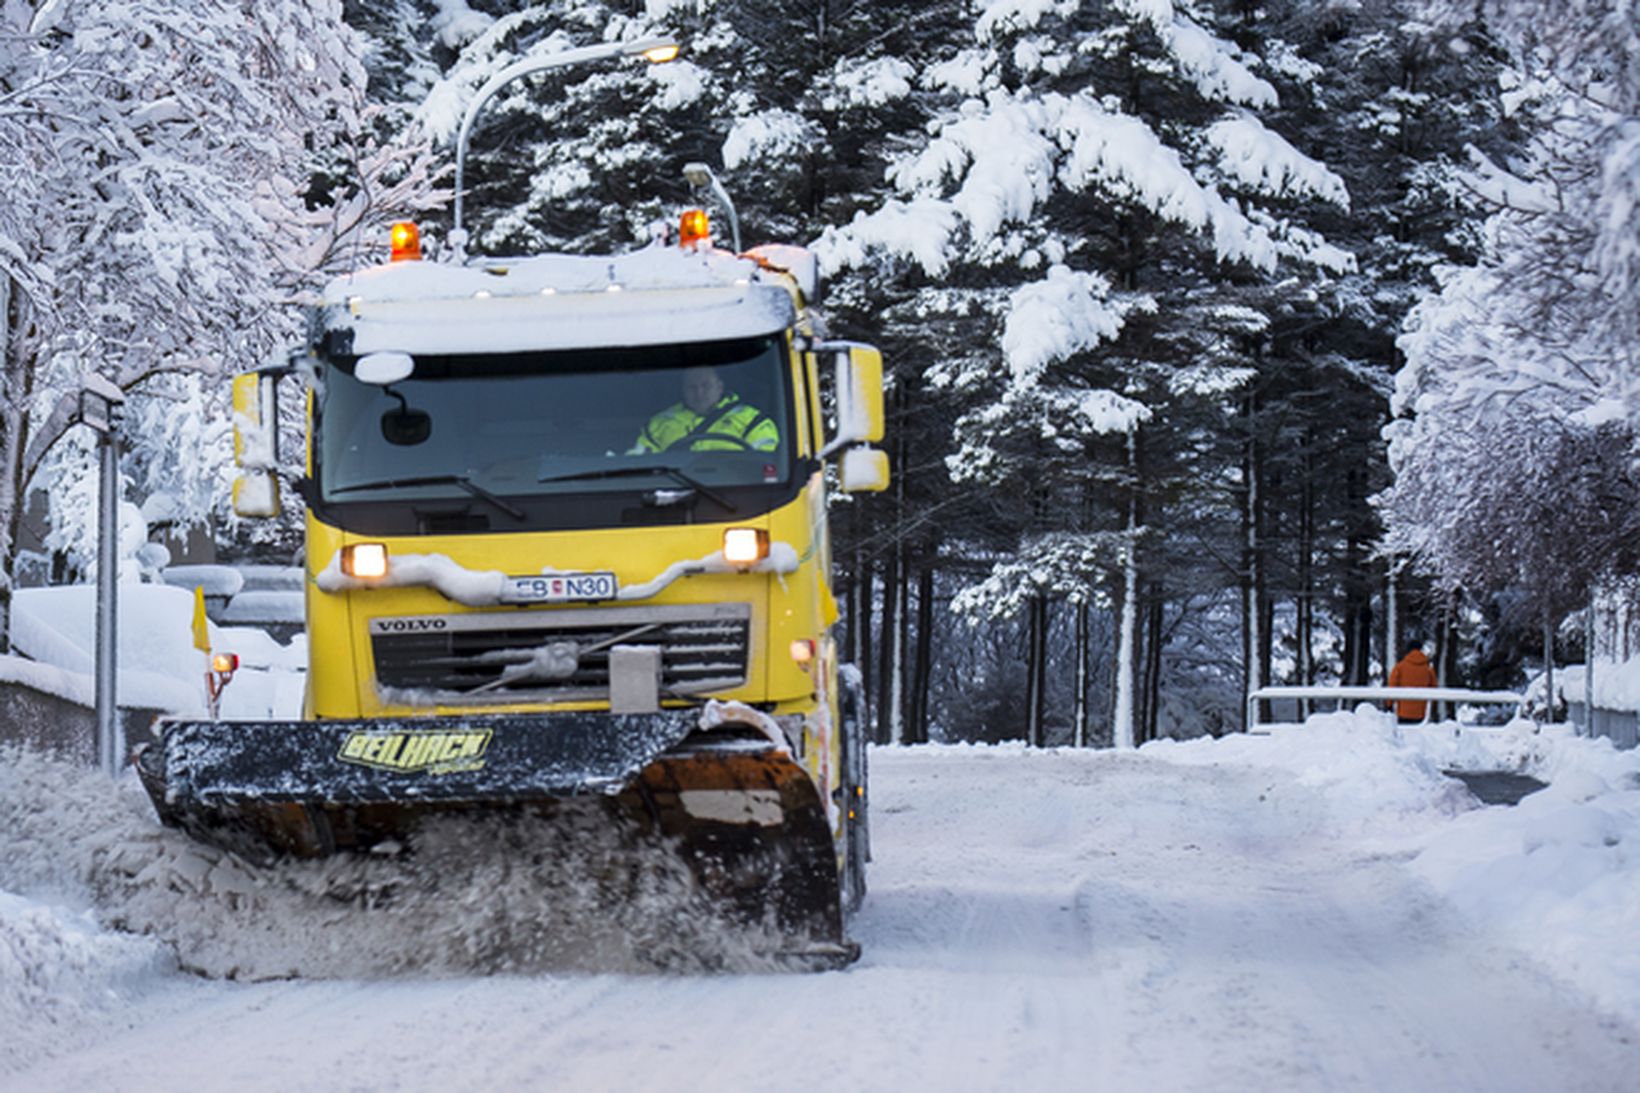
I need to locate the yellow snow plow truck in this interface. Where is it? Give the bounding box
[136,208,886,968]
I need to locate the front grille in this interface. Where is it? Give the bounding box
[370,603,752,706]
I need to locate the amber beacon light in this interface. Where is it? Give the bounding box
[389,221,422,262]
[679,208,711,250]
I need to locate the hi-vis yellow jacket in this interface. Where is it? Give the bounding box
[634,394,779,453]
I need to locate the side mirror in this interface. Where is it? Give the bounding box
[231,372,281,518]
[232,472,281,517]
[356,351,415,385]
[839,447,890,493]
[818,342,884,456]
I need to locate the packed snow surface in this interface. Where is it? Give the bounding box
[5,710,1640,1089]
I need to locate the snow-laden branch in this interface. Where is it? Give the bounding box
[1002,265,1127,385]
[1206,113,1350,208]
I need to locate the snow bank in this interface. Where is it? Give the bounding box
[0,653,94,707]
[0,748,174,1076]
[1147,708,1640,1026]
[1566,655,1640,713]
[0,892,171,1076]
[1410,728,1640,1023]
[1140,706,1479,835]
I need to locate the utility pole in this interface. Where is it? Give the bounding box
[79,375,125,775]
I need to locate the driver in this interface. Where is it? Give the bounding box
[632,366,779,454]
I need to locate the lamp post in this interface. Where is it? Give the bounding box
[682,162,741,253]
[450,35,680,260]
[77,374,125,776]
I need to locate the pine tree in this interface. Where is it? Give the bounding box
[821,0,1358,742]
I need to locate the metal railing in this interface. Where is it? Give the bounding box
[1245,685,1528,732]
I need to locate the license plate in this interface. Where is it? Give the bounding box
[504,572,618,604]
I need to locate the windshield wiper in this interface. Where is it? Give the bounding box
[329,474,526,520]
[538,464,736,512]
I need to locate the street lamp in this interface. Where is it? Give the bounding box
[450,35,681,259]
[682,162,741,254]
[77,373,125,776]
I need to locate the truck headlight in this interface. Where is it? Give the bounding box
[722,528,769,566]
[341,542,389,579]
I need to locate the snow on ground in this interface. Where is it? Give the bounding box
[0,892,169,1076]
[4,710,1640,1089]
[1148,708,1640,1021]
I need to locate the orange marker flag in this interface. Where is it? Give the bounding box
[191,586,211,654]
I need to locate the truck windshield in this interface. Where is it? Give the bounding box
[315,336,793,511]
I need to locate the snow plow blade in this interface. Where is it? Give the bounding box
[136,712,853,965]
[139,711,700,811]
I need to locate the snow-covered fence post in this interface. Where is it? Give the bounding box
[77,376,125,777]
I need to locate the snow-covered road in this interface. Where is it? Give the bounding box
[5,732,1639,1091]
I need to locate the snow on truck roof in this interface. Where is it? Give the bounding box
[319,245,804,356]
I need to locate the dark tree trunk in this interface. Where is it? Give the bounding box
[1433,592,1459,722]
[892,552,910,743]
[853,549,874,702]
[1543,612,1557,724]
[0,273,38,655]
[1074,598,1090,745]
[907,564,934,744]
[1141,589,1163,744]
[1339,533,1373,686]
[1241,386,1267,729]
[1025,595,1048,746]
[1298,437,1314,716]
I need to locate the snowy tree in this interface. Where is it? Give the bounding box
[335,0,1521,743]
[0,0,439,647]
[1237,2,1506,691]
[818,0,1360,743]
[1383,0,1640,648]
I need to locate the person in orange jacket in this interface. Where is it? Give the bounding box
[1387,641,1439,722]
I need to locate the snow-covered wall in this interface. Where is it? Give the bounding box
[0,584,305,738]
